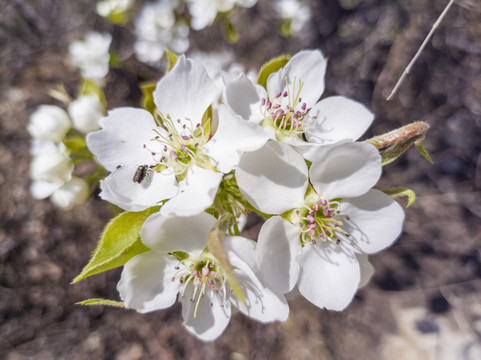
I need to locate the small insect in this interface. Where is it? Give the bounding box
[132,165,149,184]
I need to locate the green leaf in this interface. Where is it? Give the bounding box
[257,54,291,88]
[72,207,160,283]
[279,19,293,37]
[140,81,157,115]
[77,298,125,308]
[222,18,239,44]
[382,187,416,207]
[165,50,178,73]
[78,78,107,109]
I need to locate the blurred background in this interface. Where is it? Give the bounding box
[1,0,481,359]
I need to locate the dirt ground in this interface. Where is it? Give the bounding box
[1,0,481,359]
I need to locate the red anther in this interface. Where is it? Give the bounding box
[276,92,282,98]
[283,91,288,97]
[261,98,266,106]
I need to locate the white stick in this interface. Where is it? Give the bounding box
[386,0,456,101]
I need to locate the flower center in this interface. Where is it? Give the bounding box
[143,114,207,178]
[295,196,351,247]
[170,251,229,318]
[259,77,315,141]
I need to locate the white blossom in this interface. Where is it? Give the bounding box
[87,55,268,215]
[118,212,289,342]
[69,32,112,83]
[223,50,374,161]
[29,142,73,200]
[274,0,312,35]
[27,105,71,143]
[51,177,89,209]
[96,0,133,18]
[187,0,258,30]
[134,1,189,65]
[68,95,104,134]
[236,140,404,310]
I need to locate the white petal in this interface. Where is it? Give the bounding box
[309,142,381,200]
[117,251,181,313]
[159,165,223,216]
[297,242,360,311]
[153,55,217,129]
[257,217,301,294]
[306,96,374,144]
[99,164,178,212]
[222,72,265,123]
[340,189,405,254]
[223,236,259,272]
[141,212,216,253]
[180,286,231,342]
[30,180,63,199]
[204,105,269,173]
[357,254,375,288]
[267,50,327,109]
[228,251,289,323]
[236,141,308,214]
[86,107,157,171]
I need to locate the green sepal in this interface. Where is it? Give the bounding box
[109,50,122,68]
[106,10,129,25]
[257,54,291,89]
[140,81,157,115]
[208,225,246,306]
[416,141,433,164]
[77,298,125,307]
[48,84,71,104]
[63,134,87,153]
[165,50,178,74]
[78,78,107,109]
[382,187,416,207]
[221,17,239,44]
[72,207,160,283]
[279,19,293,37]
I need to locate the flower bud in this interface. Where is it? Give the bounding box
[27,105,72,142]
[51,177,89,210]
[30,149,72,183]
[68,95,104,134]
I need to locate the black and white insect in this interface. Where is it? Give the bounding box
[132,165,150,184]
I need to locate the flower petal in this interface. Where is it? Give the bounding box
[204,105,269,173]
[222,72,265,123]
[297,242,360,311]
[141,212,216,253]
[340,189,405,254]
[236,141,308,214]
[153,55,217,129]
[228,250,289,323]
[309,141,381,200]
[87,107,157,171]
[99,164,178,212]
[180,286,231,342]
[257,216,302,294]
[267,50,327,109]
[306,96,374,144]
[117,251,181,313]
[357,254,374,288]
[30,180,63,199]
[159,165,223,216]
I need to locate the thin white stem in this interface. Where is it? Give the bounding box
[386,0,456,101]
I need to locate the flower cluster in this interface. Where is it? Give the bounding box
[66,49,425,342]
[28,93,107,209]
